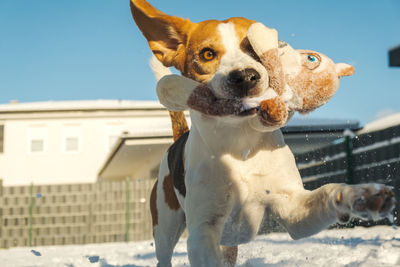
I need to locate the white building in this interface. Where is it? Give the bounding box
[0,99,364,186]
[0,100,179,186]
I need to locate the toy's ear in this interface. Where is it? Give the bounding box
[156,74,200,111]
[335,63,355,77]
[247,22,278,56]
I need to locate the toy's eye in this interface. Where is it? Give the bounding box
[307,55,317,62]
[200,48,216,61]
[302,53,321,70]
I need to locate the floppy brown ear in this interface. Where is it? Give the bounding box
[130,0,194,71]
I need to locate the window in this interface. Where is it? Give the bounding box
[0,124,4,153]
[65,137,79,152]
[27,126,48,154]
[31,139,44,152]
[62,125,82,153]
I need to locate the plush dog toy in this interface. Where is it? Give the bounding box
[156,22,354,129]
[246,22,355,126]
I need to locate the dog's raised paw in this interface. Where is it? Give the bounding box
[335,184,396,222]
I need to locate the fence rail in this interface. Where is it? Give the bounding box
[295,124,400,225]
[0,178,155,248]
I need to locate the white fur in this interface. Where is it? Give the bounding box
[150,56,172,81]
[209,23,269,100]
[153,155,186,266]
[151,22,394,267]
[183,110,394,254]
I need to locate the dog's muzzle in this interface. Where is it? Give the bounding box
[227,68,261,98]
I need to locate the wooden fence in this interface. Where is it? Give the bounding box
[295,124,400,225]
[0,178,155,248]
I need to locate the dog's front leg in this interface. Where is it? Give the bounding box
[266,183,395,240]
[184,163,234,267]
[186,222,225,267]
[185,189,231,267]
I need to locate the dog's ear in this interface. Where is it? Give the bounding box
[156,74,200,111]
[130,0,195,72]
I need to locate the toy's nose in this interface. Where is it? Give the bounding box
[227,68,260,97]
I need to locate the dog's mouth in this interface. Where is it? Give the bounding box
[238,107,258,116]
[187,84,272,118]
[237,88,279,116]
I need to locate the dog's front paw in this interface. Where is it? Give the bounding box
[335,184,396,222]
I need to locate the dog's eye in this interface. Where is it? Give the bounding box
[200,48,216,61]
[302,53,321,70]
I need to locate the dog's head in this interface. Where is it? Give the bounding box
[131,0,269,106]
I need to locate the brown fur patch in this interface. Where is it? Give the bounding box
[150,180,158,228]
[184,20,226,81]
[287,68,338,113]
[187,85,243,116]
[259,97,288,126]
[221,245,238,267]
[163,174,181,210]
[169,111,189,141]
[260,49,284,95]
[130,0,193,71]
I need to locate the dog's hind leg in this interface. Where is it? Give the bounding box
[151,162,186,267]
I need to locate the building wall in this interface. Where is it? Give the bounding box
[0,110,172,186]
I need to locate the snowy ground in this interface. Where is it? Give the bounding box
[1,226,399,267]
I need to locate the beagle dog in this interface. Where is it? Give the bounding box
[129,1,395,266]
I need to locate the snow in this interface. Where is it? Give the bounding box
[296,152,346,170]
[1,226,399,267]
[353,136,400,154]
[358,113,400,135]
[302,169,347,183]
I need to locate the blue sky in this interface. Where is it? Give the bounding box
[0,0,399,125]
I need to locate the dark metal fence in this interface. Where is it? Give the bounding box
[296,124,400,226]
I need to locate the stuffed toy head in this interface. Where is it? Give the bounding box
[156,22,354,129]
[246,22,355,127]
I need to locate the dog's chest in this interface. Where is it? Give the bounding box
[218,152,277,245]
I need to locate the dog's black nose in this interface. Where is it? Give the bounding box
[227,68,261,97]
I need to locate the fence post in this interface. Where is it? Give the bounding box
[344,129,355,184]
[28,182,34,247]
[125,177,131,242]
